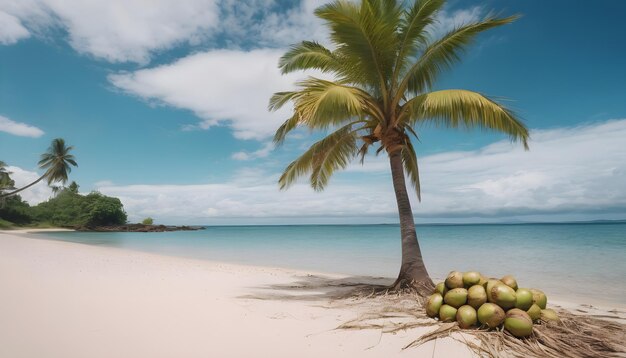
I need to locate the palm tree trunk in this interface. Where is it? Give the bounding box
[389,151,433,295]
[0,175,45,199]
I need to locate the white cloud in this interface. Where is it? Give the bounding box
[4,166,52,204]
[0,0,220,63]
[219,0,329,48]
[231,142,274,161]
[0,115,44,137]
[93,180,114,188]
[431,6,483,38]
[109,49,305,140]
[0,0,330,62]
[95,120,626,224]
[0,10,30,44]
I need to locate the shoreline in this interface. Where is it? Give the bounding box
[1,232,624,357]
[5,228,626,312]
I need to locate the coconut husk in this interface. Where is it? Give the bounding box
[336,292,626,358]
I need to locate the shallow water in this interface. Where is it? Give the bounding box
[37,223,626,306]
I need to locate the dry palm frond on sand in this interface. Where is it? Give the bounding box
[336,290,626,358]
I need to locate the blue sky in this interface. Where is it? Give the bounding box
[1,0,625,224]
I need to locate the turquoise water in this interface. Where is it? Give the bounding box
[37,223,626,306]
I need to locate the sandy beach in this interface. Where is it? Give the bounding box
[0,231,476,358]
[2,231,625,358]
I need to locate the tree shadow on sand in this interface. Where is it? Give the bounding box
[238,274,395,302]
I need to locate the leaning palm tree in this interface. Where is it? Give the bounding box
[0,138,77,199]
[269,0,529,294]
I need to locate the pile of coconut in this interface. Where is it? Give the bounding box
[425,271,559,338]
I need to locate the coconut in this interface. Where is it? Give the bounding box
[530,289,548,309]
[477,303,506,328]
[501,275,519,291]
[483,278,498,289]
[462,271,481,287]
[445,271,464,289]
[541,308,560,322]
[467,285,487,309]
[439,304,458,322]
[489,282,517,309]
[456,305,478,329]
[425,293,444,318]
[515,288,533,310]
[527,304,542,321]
[485,279,501,301]
[444,288,468,308]
[504,308,534,338]
[434,282,448,296]
[477,275,488,287]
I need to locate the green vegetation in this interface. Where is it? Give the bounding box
[142,217,154,225]
[270,0,529,293]
[0,189,127,228]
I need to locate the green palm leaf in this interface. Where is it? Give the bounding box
[401,140,421,201]
[396,15,518,100]
[279,123,359,190]
[278,41,341,74]
[401,89,529,148]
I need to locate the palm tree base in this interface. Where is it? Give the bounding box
[391,273,434,296]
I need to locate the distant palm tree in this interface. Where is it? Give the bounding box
[0,138,78,199]
[270,0,529,294]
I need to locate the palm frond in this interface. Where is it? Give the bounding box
[279,123,359,190]
[401,140,421,201]
[315,0,400,97]
[273,114,301,146]
[393,0,445,82]
[396,15,518,99]
[401,89,529,149]
[278,41,341,74]
[268,91,299,112]
[288,77,380,128]
[310,130,358,190]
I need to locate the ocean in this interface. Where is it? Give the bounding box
[36,223,626,307]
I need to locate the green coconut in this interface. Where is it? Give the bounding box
[425,293,444,318]
[477,303,506,328]
[467,285,487,309]
[462,271,481,287]
[504,308,534,338]
[485,279,501,300]
[456,305,478,329]
[445,271,464,289]
[541,308,560,322]
[439,304,458,322]
[477,275,488,287]
[444,288,468,308]
[527,304,542,321]
[489,282,517,310]
[515,288,533,310]
[434,282,448,296]
[501,275,519,291]
[530,289,548,309]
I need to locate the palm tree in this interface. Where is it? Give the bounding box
[269,0,529,295]
[0,138,78,199]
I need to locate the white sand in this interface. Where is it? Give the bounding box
[2,231,624,358]
[0,232,474,358]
